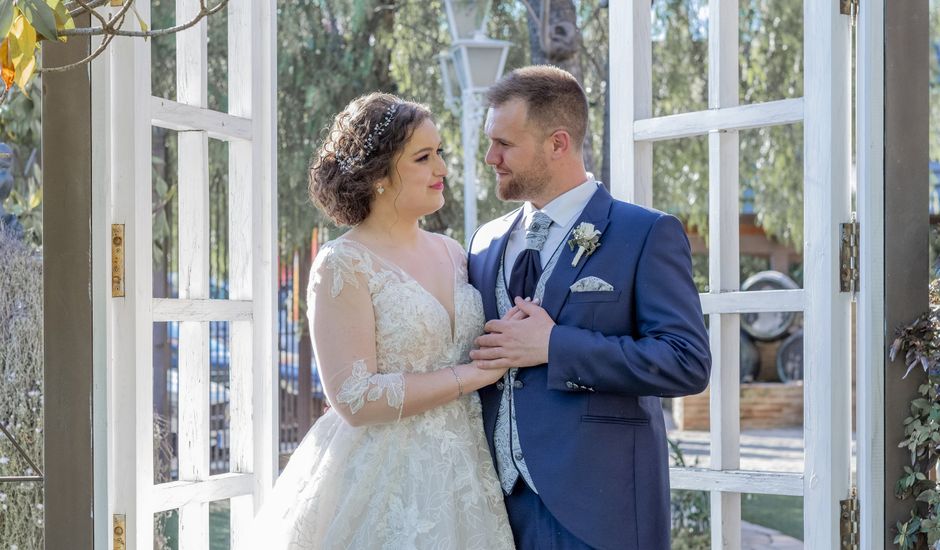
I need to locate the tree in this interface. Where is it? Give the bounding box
[0,78,41,249]
[649,0,803,250]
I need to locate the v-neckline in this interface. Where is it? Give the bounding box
[338,235,459,343]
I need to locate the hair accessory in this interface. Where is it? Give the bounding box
[337,102,401,174]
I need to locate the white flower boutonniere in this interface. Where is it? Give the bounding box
[567,222,602,267]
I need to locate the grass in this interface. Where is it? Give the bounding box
[742,493,803,541]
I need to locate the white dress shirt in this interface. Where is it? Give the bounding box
[503,178,600,278]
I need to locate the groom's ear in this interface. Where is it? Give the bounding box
[548,129,572,159]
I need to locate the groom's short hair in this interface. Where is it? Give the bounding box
[487,65,588,150]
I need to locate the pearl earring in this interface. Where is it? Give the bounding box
[377,186,385,195]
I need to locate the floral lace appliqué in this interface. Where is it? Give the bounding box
[335,359,405,419]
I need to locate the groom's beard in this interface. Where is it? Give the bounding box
[496,163,551,202]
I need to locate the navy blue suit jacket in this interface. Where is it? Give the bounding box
[468,186,711,550]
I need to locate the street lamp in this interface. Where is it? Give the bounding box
[439,0,511,242]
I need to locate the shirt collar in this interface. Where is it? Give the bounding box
[522,178,600,229]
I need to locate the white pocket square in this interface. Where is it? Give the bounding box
[570,276,614,292]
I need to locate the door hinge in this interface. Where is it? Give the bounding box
[840,0,859,25]
[113,514,127,550]
[840,487,859,549]
[112,224,125,298]
[840,216,859,295]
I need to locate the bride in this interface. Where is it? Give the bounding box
[255,92,515,549]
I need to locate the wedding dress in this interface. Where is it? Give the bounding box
[256,235,514,549]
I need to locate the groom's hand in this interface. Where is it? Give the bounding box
[471,298,554,369]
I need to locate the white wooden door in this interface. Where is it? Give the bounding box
[93,1,277,547]
[610,1,853,548]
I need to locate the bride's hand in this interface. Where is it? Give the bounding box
[456,362,508,388]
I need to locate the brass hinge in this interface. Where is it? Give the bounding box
[840,487,859,549]
[840,216,859,295]
[111,224,125,297]
[840,0,859,25]
[113,514,127,550]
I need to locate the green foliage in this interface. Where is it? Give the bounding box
[890,279,940,548]
[651,0,803,248]
[668,439,710,547]
[276,0,398,251]
[0,228,44,548]
[0,77,41,249]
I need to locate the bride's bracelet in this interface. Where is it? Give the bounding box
[448,366,464,398]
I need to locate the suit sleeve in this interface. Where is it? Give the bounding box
[545,214,711,397]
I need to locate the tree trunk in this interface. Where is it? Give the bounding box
[525,0,596,174]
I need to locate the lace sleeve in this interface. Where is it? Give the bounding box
[335,360,405,420]
[311,241,374,298]
[309,241,405,426]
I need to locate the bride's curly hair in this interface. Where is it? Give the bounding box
[309,92,432,226]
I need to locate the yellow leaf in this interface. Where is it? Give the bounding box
[9,14,36,93]
[46,0,74,41]
[27,186,41,210]
[0,39,14,90]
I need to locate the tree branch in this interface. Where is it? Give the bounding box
[518,0,541,25]
[70,0,111,28]
[57,0,228,38]
[39,30,116,73]
[66,0,110,18]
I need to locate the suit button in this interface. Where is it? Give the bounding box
[514,451,524,461]
[565,381,575,389]
[496,381,505,391]
[513,380,524,389]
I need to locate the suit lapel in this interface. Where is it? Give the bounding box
[480,209,523,321]
[541,186,613,320]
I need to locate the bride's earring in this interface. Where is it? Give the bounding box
[377,186,385,195]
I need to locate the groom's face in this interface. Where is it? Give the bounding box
[484,98,551,202]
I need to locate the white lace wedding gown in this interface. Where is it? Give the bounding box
[255,236,514,550]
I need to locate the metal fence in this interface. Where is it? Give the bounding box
[150,138,326,477]
[153,250,325,479]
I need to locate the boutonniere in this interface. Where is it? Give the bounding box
[567,222,602,267]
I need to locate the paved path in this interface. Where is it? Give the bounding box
[741,521,804,549]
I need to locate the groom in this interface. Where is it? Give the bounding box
[467,66,711,550]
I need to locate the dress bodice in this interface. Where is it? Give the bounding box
[316,237,486,374]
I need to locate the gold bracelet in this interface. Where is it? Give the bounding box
[448,366,464,397]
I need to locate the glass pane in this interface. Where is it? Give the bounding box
[209,138,230,299]
[739,0,804,104]
[207,6,229,113]
[154,322,179,483]
[209,499,231,550]
[739,123,804,289]
[210,321,231,475]
[153,127,179,300]
[151,0,178,101]
[669,316,806,475]
[742,492,804,545]
[651,0,709,116]
[155,509,179,550]
[669,489,710,549]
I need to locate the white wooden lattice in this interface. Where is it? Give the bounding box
[99,1,277,548]
[609,2,854,548]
